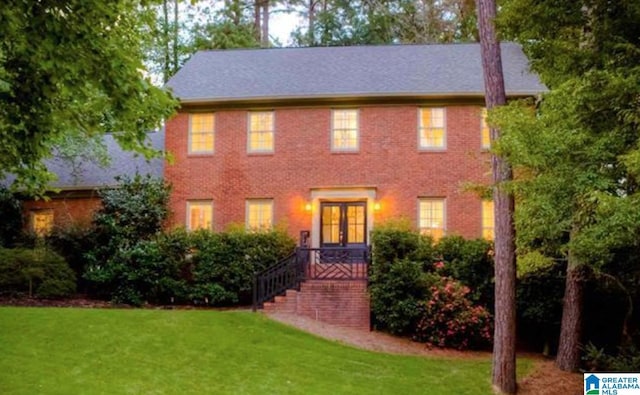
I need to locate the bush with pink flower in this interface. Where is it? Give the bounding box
[414,276,493,350]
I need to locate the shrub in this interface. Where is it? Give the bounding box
[370,259,435,334]
[435,236,494,308]
[46,225,97,290]
[371,219,436,272]
[84,174,172,301]
[583,343,640,372]
[84,230,191,306]
[516,260,565,354]
[189,228,295,306]
[414,276,493,350]
[0,247,76,298]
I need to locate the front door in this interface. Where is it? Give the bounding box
[320,201,367,250]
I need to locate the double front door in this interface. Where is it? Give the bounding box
[320,201,367,249]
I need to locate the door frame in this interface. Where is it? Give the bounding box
[309,187,377,249]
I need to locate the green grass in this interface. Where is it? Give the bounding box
[0,307,531,394]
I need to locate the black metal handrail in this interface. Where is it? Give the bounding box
[252,246,371,311]
[252,252,303,311]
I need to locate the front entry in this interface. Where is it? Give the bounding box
[320,201,367,251]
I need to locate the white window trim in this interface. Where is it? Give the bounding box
[245,199,274,231]
[418,107,447,151]
[188,113,215,155]
[417,198,446,238]
[330,109,360,152]
[247,111,275,154]
[186,200,213,231]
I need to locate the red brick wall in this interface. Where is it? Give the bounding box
[165,104,491,240]
[22,194,101,230]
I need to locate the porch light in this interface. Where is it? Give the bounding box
[304,202,312,212]
[373,202,381,211]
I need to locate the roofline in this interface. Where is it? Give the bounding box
[177,91,544,106]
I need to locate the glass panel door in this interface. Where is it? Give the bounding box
[320,202,367,248]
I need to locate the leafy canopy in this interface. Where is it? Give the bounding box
[0,1,177,195]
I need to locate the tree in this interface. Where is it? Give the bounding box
[497,0,640,372]
[0,1,177,195]
[475,0,516,393]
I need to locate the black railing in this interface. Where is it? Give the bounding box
[252,246,370,311]
[252,252,303,311]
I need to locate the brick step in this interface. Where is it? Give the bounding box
[262,279,370,331]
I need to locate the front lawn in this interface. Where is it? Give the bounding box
[0,307,529,394]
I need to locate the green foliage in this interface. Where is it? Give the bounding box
[292,0,477,46]
[370,259,434,335]
[371,219,436,271]
[0,247,75,298]
[84,175,172,302]
[516,261,565,349]
[189,228,296,306]
[0,186,22,247]
[583,343,640,372]
[435,236,494,306]
[0,1,177,194]
[85,231,191,306]
[414,276,493,350]
[370,222,494,347]
[46,225,97,288]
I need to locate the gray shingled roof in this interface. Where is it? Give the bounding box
[46,131,165,190]
[167,43,545,103]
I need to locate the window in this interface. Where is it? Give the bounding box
[189,113,215,153]
[481,108,491,149]
[246,199,273,230]
[31,210,54,236]
[419,108,446,149]
[418,199,445,241]
[482,200,494,241]
[331,109,359,151]
[248,111,274,153]
[187,201,213,231]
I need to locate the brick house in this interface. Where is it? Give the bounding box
[164,43,543,328]
[17,131,164,235]
[165,43,543,246]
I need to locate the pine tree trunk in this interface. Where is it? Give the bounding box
[475,0,517,393]
[556,255,585,371]
[172,0,179,75]
[254,0,262,42]
[261,0,269,47]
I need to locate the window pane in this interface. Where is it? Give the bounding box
[482,200,494,241]
[247,200,273,230]
[32,211,54,236]
[188,202,212,230]
[248,112,274,152]
[190,113,215,153]
[322,206,340,243]
[419,108,446,149]
[332,110,358,151]
[419,199,445,241]
[481,108,491,149]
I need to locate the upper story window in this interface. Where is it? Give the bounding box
[481,108,491,149]
[482,200,494,241]
[419,108,446,149]
[331,109,359,152]
[31,209,54,236]
[248,111,274,153]
[189,113,215,154]
[246,199,273,231]
[418,198,445,241]
[187,201,213,231]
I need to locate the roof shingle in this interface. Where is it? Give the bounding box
[167,43,545,103]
